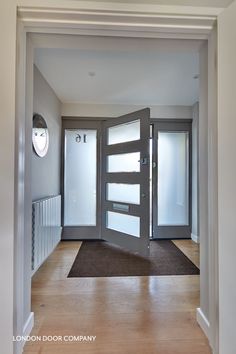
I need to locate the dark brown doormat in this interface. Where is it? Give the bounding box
[68,240,199,277]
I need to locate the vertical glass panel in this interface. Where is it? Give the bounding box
[107,152,140,173]
[107,183,140,204]
[108,119,140,145]
[158,132,189,226]
[107,211,140,237]
[64,129,97,226]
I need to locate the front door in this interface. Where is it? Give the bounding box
[102,109,150,256]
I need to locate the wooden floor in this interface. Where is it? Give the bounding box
[172,239,200,268]
[24,240,211,354]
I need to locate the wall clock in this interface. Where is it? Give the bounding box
[32,114,49,157]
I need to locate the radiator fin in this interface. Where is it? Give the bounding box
[32,195,61,275]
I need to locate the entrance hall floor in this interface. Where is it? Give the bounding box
[24,241,211,354]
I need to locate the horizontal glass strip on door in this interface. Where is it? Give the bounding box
[107,183,140,205]
[107,152,140,173]
[106,211,140,237]
[108,119,140,145]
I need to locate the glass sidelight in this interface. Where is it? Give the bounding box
[62,120,102,240]
[158,131,189,226]
[64,129,97,226]
[152,121,192,239]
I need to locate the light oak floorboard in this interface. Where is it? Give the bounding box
[172,239,200,268]
[24,241,211,354]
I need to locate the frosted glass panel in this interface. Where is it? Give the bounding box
[158,132,189,226]
[64,129,97,226]
[107,152,140,173]
[107,183,140,204]
[108,119,140,145]
[107,211,140,237]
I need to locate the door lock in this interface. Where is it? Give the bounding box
[139,157,149,165]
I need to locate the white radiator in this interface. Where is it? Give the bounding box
[32,195,62,275]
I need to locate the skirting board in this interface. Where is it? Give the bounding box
[23,312,34,337]
[20,312,34,352]
[197,307,210,339]
[191,233,200,243]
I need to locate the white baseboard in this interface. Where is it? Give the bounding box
[22,312,34,350]
[23,311,34,337]
[16,312,34,354]
[197,307,210,339]
[191,233,200,243]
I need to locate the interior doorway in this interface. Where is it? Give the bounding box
[15,6,219,353]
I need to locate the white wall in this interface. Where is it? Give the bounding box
[86,0,232,7]
[32,66,61,201]
[198,41,210,331]
[62,103,192,119]
[191,102,199,242]
[207,24,218,353]
[0,2,16,354]
[218,2,236,353]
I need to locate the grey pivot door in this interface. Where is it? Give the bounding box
[102,108,150,256]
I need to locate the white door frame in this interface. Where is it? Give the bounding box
[15,4,219,354]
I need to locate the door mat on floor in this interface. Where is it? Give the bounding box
[68,240,199,277]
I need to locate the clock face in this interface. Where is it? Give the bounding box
[32,114,49,157]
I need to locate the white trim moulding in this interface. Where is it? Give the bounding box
[18,6,217,39]
[197,307,210,339]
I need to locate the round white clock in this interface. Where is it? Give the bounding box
[32,114,49,157]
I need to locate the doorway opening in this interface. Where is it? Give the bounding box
[15,6,219,354]
[28,31,207,353]
[30,33,201,265]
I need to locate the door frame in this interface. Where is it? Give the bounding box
[15,5,219,354]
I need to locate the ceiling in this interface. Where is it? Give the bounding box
[83,0,233,8]
[34,36,200,106]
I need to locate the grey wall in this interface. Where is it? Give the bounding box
[32,66,61,201]
[192,102,199,240]
[62,103,192,119]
